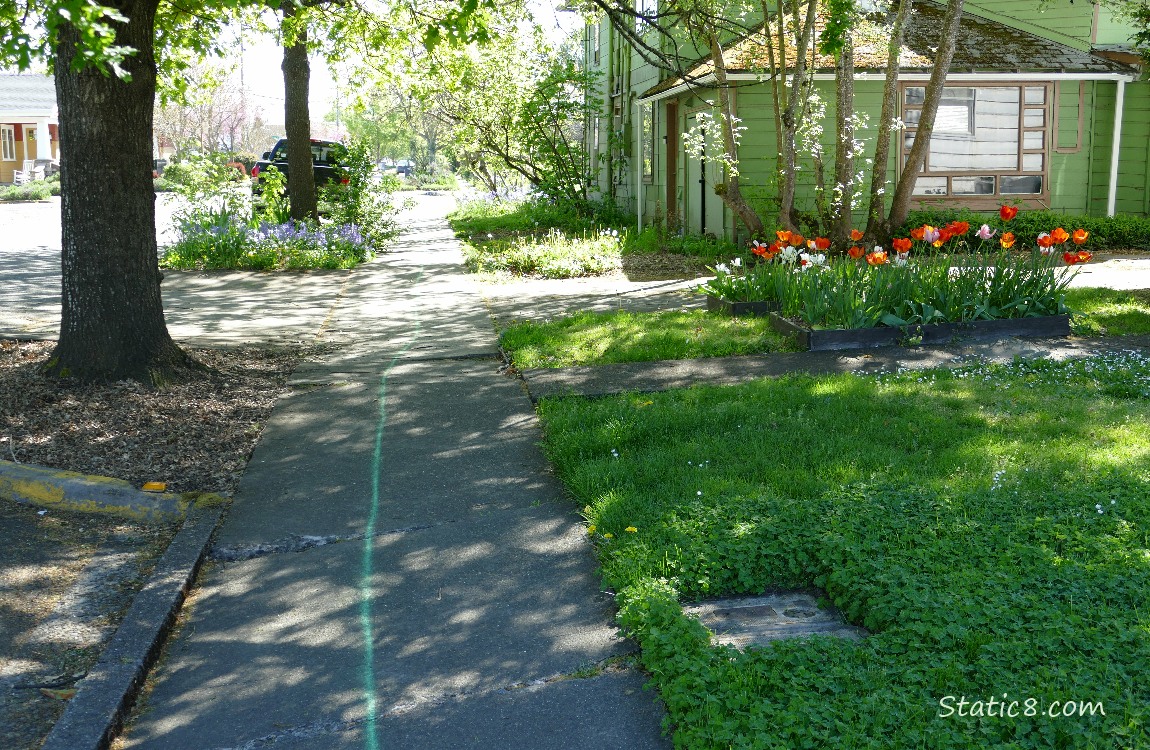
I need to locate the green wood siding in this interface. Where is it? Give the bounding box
[963,0,1095,52]
[1049,81,1094,214]
[1087,80,1150,216]
[1094,5,1135,46]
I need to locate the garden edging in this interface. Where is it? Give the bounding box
[767,312,1072,351]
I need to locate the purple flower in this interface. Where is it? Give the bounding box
[976,224,996,240]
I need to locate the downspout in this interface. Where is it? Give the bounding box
[1106,78,1126,217]
[637,100,643,231]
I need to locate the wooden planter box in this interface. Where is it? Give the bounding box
[767,313,1072,351]
[706,295,780,317]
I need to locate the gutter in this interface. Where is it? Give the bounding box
[1107,77,1127,217]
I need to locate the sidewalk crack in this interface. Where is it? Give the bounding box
[209,520,460,562]
[204,657,642,750]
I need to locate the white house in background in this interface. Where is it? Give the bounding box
[0,73,59,184]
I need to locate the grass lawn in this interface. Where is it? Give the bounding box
[449,197,736,278]
[539,353,1150,748]
[1067,288,1150,336]
[500,310,796,368]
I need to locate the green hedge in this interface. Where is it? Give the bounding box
[0,181,52,201]
[900,209,1150,252]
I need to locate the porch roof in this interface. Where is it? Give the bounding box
[0,74,57,120]
[640,2,1139,101]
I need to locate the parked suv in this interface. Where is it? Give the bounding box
[251,138,348,190]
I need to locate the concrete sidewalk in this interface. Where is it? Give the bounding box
[117,196,670,749]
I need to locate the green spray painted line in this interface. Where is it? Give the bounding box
[361,270,425,750]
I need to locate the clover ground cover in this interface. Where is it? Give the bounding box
[539,353,1150,748]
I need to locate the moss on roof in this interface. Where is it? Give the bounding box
[642,1,1136,99]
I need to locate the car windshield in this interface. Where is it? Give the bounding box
[271,141,345,165]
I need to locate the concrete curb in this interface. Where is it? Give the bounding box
[40,502,225,750]
[0,459,187,521]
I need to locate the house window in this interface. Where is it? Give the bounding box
[641,103,654,182]
[1,126,14,162]
[901,84,1049,199]
[592,22,600,65]
[635,0,656,32]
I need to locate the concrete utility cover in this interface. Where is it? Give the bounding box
[684,592,867,649]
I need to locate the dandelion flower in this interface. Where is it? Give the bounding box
[625,526,638,533]
[587,525,597,534]
[603,532,614,539]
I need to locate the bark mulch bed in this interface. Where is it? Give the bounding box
[0,339,315,750]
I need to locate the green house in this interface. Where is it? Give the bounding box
[585,1,1146,239]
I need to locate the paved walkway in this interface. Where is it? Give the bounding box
[117,196,670,749]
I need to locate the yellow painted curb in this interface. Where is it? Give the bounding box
[0,459,188,521]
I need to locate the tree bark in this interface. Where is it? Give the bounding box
[282,2,318,221]
[708,33,764,238]
[45,0,196,384]
[832,32,855,245]
[777,0,818,232]
[863,0,913,243]
[885,0,966,232]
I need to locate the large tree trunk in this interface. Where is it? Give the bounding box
[282,2,318,221]
[45,0,196,384]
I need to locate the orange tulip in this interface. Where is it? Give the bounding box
[866,250,889,266]
[850,229,864,242]
[1051,227,1070,245]
[1000,205,1019,222]
[776,230,792,244]
[814,237,831,251]
[892,237,912,253]
[790,233,806,248]
[848,245,865,260]
[752,243,770,258]
[1063,251,1081,265]
[1076,250,1093,263]
[1000,232,1016,249]
[1037,233,1055,249]
[1072,229,1089,245]
[947,221,970,235]
[911,226,927,241]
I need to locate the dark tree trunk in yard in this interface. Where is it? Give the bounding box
[832,34,855,246]
[282,3,318,222]
[45,0,197,384]
[885,0,966,232]
[863,0,912,243]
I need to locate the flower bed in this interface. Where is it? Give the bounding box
[700,207,1091,337]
